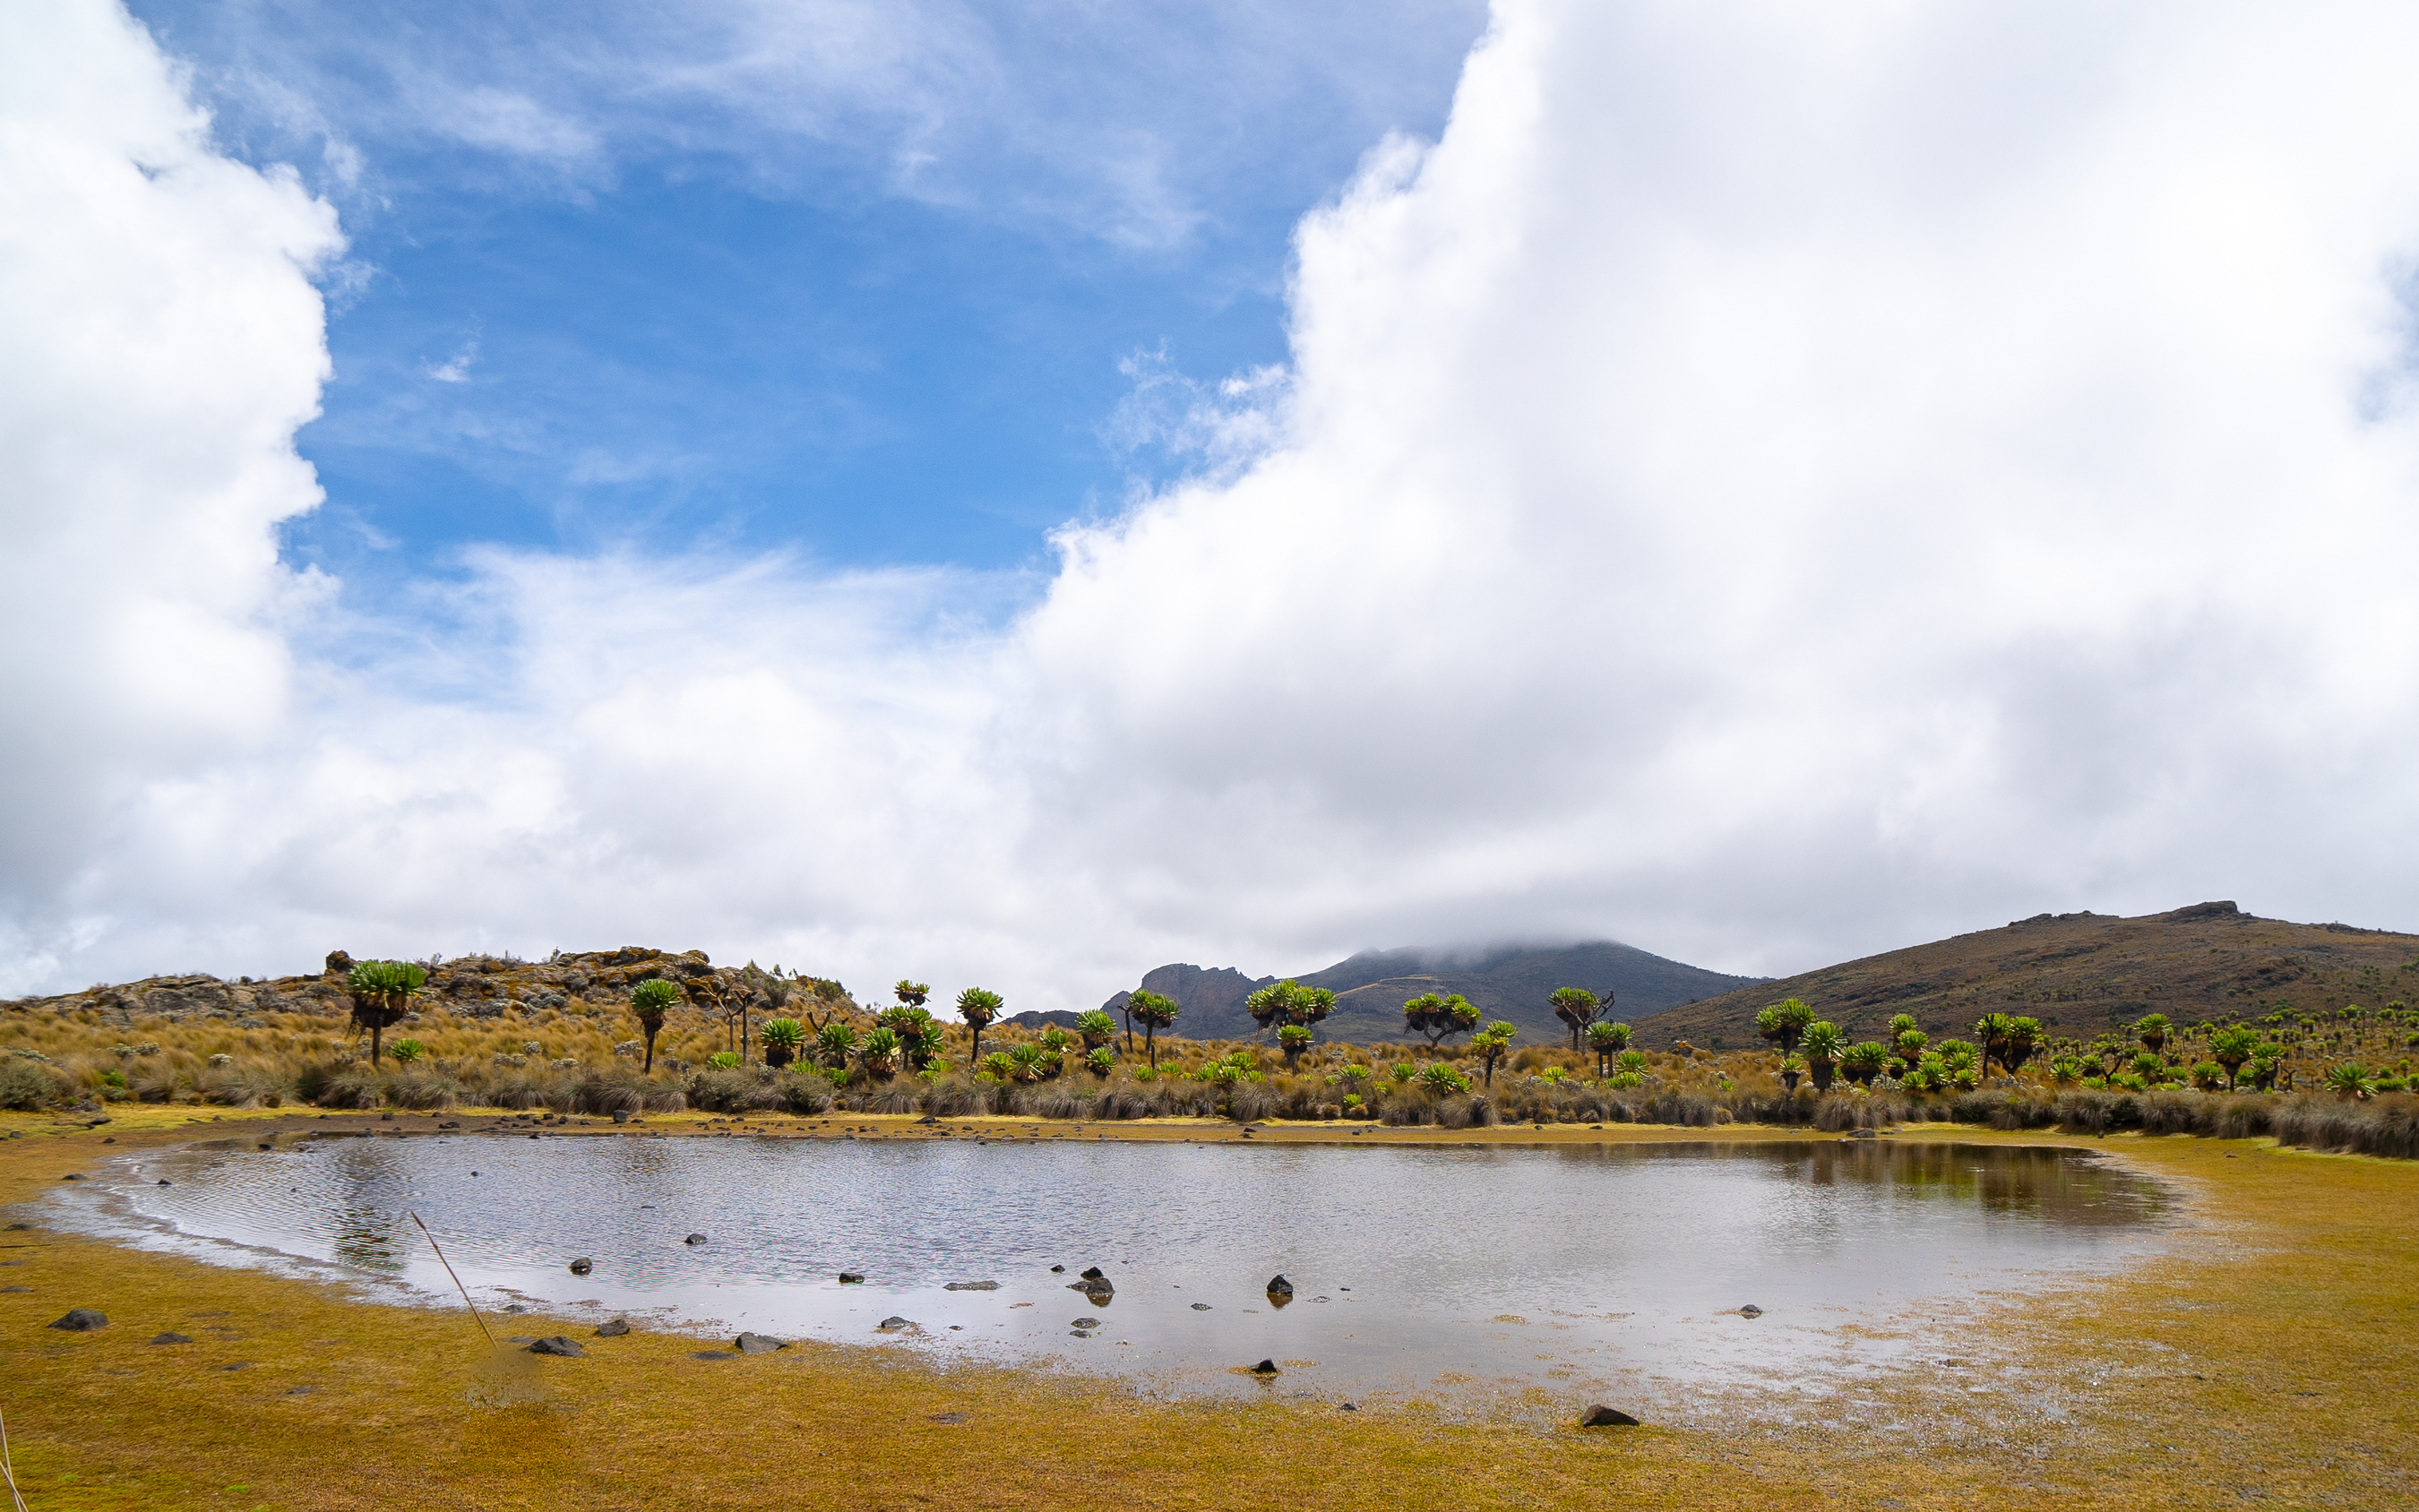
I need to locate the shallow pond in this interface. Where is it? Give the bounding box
[56,1132,2171,1408]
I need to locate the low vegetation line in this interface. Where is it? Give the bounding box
[6,950,2414,1163]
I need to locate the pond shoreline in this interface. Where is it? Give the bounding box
[41,1118,2175,1413]
[2,1107,2410,1510]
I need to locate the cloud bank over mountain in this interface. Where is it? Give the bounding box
[8,0,2419,1006]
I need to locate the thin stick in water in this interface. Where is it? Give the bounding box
[410,1211,496,1346]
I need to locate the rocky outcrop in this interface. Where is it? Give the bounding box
[4,945,839,1042]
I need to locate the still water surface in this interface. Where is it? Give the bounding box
[56,1133,2170,1406]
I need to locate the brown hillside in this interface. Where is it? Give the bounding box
[1631,901,2419,1051]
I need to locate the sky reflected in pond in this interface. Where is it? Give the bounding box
[55,1134,2170,1408]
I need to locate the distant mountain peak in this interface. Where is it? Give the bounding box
[1103,939,1761,1044]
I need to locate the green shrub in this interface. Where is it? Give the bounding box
[759,1018,805,1067]
[814,1021,858,1069]
[708,1052,742,1070]
[389,1039,426,1064]
[2326,1062,2373,1100]
[0,1058,67,1110]
[861,1027,904,1078]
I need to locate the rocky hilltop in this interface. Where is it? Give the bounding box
[1100,941,1763,1046]
[1629,902,2419,1050]
[4,946,753,1027]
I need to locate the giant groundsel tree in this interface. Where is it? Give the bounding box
[629,977,679,1073]
[346,959,426,1069]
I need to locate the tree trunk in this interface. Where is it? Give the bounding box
[1146,1024,1157,1069]
[644,1026,659,1074]
[371,1020,383,1069]
[970,1024,983,1070]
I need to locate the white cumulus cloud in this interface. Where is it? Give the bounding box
[8,0,2419,1007]
[0,0,341,987]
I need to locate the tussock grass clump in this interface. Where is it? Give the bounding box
[2027,1087,2419,1159]
[2270,1095,2419,1159]
[0,1056,69,1110]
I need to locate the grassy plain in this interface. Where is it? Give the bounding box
[1,1106,2413,1511]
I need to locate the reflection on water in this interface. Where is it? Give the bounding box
[55,1134,2169,1407]
[331,1208,400,1271]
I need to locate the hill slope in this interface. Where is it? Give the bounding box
[1629,901,2419,1051]
[1103,941,1762,1047]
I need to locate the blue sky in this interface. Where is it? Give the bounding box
[13,0,2419,1001]
[131,0,1490,589]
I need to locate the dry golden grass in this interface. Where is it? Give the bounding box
[1,1106,2414,1510]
